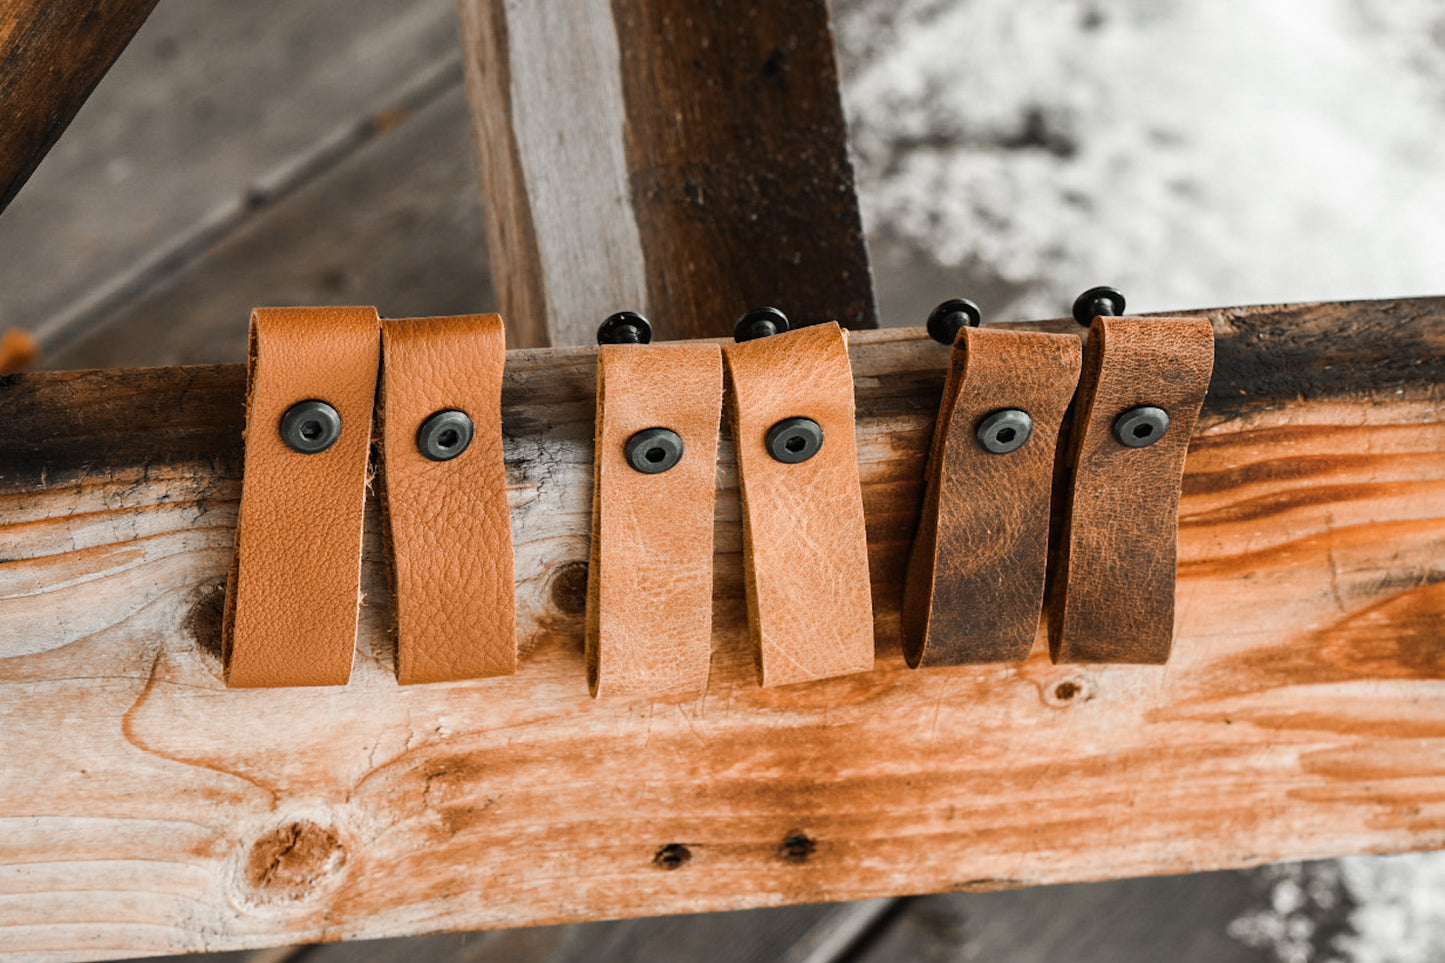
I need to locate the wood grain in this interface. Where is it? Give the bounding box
[0,0,159,214]
[2,297,1444,960]
[453,0,875,346]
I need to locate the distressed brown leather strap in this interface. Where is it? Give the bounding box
[723,322,874,687]
[1048,316,1215,663]
[381,314,516,684]
[902,327,1082,666]
[223,306,381,687]
[586,342,723,697]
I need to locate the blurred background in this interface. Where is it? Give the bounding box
[4,0,1441,960]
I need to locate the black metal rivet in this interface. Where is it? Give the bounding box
[625,427,684,474]
[280,399,342,454]
[598,311,654,345]
[734,306,790,342]
[417,409,475,461]
[1072,285,1126,327]
[976,408,1034,454]
[1113,406,1169,448]
[765,417,823,464]
[926,298,982,345]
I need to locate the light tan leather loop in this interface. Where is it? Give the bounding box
[1048,316,1215,663]
[902,327,1082,666]
[223,306,381,688]
[381,314,516,685]
[586,342,723,697]
[723,322,874,687]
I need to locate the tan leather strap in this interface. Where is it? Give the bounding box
[380,314,516,684]
[586,342,723,697]
[723,322,874,687]
[223,306,381,687]
[902,327,1082,666]
[1048,316,1215,663]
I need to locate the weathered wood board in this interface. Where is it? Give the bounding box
[454,0,875,345]
[2,298,1444,961]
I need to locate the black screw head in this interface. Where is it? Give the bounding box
[765,416,824,464]
[625,427,685,474]
[734,306,790,342]
[976,408,1034,454]
[598,311,653,345]
[1113,406,1169,448]
[417,409,475,461]
[1072,285,1126,327]
[280,399,342,454]
[926,298,982,345]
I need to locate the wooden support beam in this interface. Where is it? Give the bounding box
[453,0,875,346]
[2,297,1444,960]
[0,0,159,215]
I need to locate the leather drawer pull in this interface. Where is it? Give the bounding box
[223,306,381,687]
[902,314,1082,666]
[723,313,875,687]
[380,314,516,684]
[587,312,723,697]
[1049,297,1215,663]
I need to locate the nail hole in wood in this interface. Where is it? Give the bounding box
[653,843,691,870]
[779,831,816,863]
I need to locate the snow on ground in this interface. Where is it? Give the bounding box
[834,2,1445,960]
[836,0,1445,320]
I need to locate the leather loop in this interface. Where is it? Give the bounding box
[902,327,1082,666]
[587,342,723,697]
[223,306,381,687]
[1048,316,1215,663]
[723,322,874,687]
[381,314,516,684]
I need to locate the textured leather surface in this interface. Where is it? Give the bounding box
[902,327,1082,666]
[1048,316,1215,663]
[586,342,723,697]
[223,306,381,687]
[723,322,874,687]
[381,314,516,684]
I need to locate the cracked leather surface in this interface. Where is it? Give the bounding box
[723,322,874,687]
[223,306,381,687]
[902,327,1082,666]
[1048,315,1215,663]
[381,314,516,684]
[585,342,722,697]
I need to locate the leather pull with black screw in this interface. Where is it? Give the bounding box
[586,312,723,697]
[1048,288,1215,663]
[380,313,516,684]
[723,309,875,687]
[223,306,381,687]
[902,300,1083,665]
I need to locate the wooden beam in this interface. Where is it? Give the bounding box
[0,0,159,215]
[453,0,875,346]
[2,297,1444,960]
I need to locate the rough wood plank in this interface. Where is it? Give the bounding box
[2,298,1444,961]
[0,0,461,347]
[454,0,876,345]
[47,87,493,371]
[0,0,158,214]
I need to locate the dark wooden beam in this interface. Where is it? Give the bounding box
[453,0,876,346]
[0,0,160,214]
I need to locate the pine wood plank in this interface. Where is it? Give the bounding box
[2,297,1444,960]
[453,0,876,345]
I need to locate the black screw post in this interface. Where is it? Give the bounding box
[597,310,654,345]
[925,298,982,345]
[1071,286,1126,327]
[734,306,790,343]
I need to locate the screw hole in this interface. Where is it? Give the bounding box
[996,427,1016,444]
[438,428,460,449]
[1054,681,1080,701]
[645,446,667,464]
[653,843,692,870]
[300,421,322,441]
[784,435,806,454]
[1132,424,1153,439]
